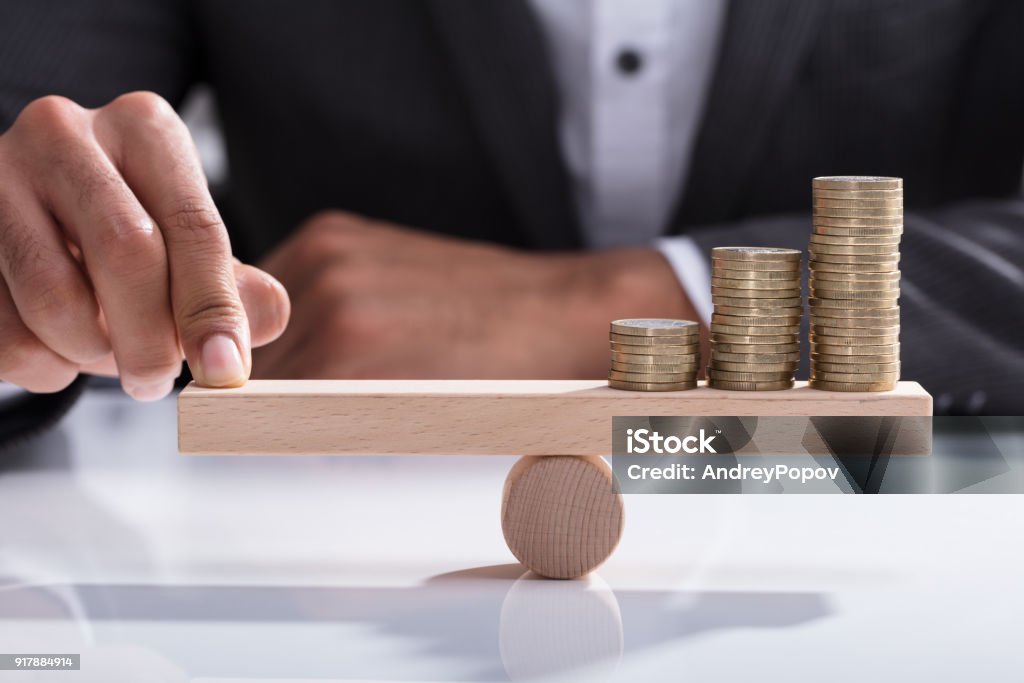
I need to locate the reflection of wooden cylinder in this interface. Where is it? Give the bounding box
[501,456,624,579]
[500,571,623,681]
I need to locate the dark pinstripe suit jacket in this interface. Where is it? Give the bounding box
[1,0,1023,415]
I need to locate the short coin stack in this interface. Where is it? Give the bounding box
[608,319,700,391]
[707,247,802,391]
[809,176,901,392]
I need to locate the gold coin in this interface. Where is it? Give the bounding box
[808,379,897,392]
[707,379,795,391]
[608,370,698,383]
[812,352,900,364]
[713,296,804,308]
[712,351,801,363]
[712,313,802,326]
[811,325,900,338]
[809,279,900,291]
[810,333,900,345]
[812,176,902,190]
[812,343,900,356]
[813,361,900,373]
[712,333,799,344]
[712,259,801,273]
[814,208,902,220]
[809,252,900,265]
[813,224,903,236]
[809,288,899,300]
[809,305,899,318]
[808,297,899,309]
[808,243,900,255]
[611,361,701,374]
[609,319,700,337]
[809,235,902,248]
[807,315,899,329]
[812,198,903,209]
[606,356,704,366]
[609,332,698,345]
[811,315,901,327]
[713,304,804,317]
[712,286,802,299]
[707,368,794,381]
[711,323,801,336]
[810,264,901,276]
[811,222,901,232]
[815,188,905,198]
[710,267,802,280]
[709,361,798,372]
[809,261,900,274]
[811,270,900,282]
[811,277,901,288]
[611,342,700,355]
[811,370,900,383]
[713,341,800,354]
[711,246,802,262]
[711,277,800,290]
[607,379,697,392]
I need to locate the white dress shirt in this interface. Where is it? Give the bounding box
[528,0,727,323]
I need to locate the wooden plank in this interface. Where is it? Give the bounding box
[178,380,932,455]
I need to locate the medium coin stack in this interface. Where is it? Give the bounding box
[707,247,802,391]
[809,177,902,392]
[608,319,700,391]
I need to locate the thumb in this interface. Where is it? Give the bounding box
[234,262,291,348]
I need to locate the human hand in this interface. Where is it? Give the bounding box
[0,92,290,399]
[253,211,699,379]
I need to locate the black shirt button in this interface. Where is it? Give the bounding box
[615,48,643,76]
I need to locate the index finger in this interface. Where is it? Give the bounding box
[97,92,250,387]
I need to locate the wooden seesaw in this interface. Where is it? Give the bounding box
[178,379,932,579]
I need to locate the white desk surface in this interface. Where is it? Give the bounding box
[1,389,1022,682]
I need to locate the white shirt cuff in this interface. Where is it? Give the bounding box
[654,236,712,325]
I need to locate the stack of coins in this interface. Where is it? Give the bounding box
[608,319,700,391]
[707,247,802,391]
[809,176,901,392]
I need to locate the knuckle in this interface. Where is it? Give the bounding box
[323,302,375,344]
[93,209,159,259]
[106,91,177,125]
[301,211,363,246]
[310,265,353,303]
[178,292,245,336]
[165,198,225,240]
[15,95,83,135]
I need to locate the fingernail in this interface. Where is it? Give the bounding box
[200,334,246,386]
[126,378,174,402]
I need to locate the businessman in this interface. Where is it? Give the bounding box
[0,0,1022,414]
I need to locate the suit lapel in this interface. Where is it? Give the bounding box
[426,0,582,249]
[672,0,826,229]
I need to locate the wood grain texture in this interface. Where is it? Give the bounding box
[501,455,624,579]
[178,380,933,455]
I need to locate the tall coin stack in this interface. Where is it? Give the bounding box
[608,319,700,391]
[809,176,901,392]
[707,247,802,391]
